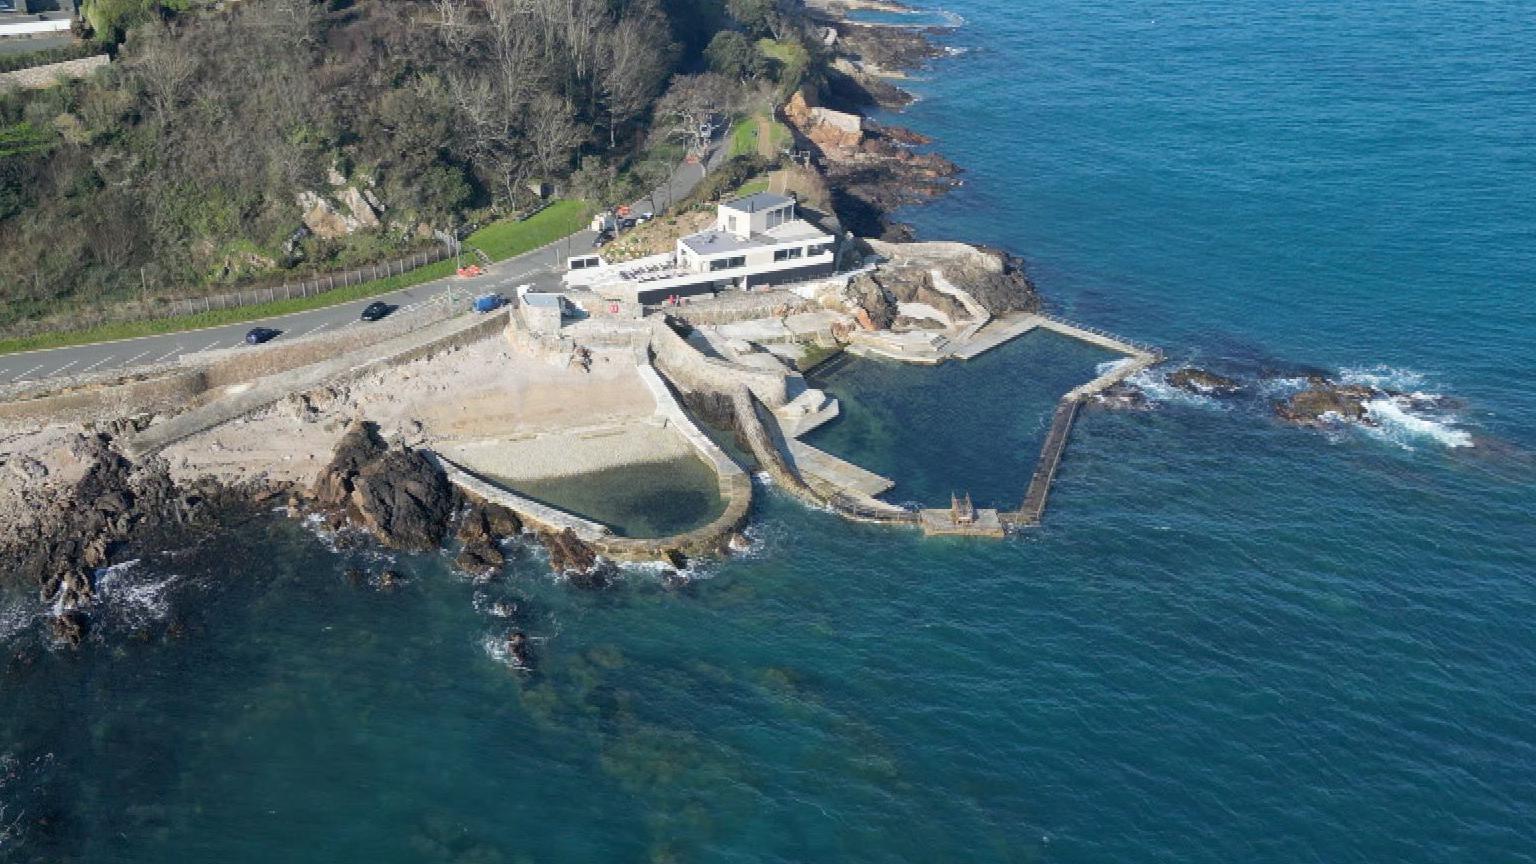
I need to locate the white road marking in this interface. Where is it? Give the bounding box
[304,322,331,337]
[120,350,151,367]
[80,356,116,374]
[8,364,44,383]
[48,360,79,377]
[195,340,221,353]
[152,347,183,363]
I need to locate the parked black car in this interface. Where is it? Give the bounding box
[244,327,281,345]
[592,231,614,248]
[618,217,637,230]
[360,301,393,322]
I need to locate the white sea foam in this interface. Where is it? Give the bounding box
[0,600,38,644]
[480,632,535,671]
[1255,375,1312,397]
[1362,397,1474,450]
[1340,365,1428,391]
[1124,367,1225,410]
[95,560,184,626]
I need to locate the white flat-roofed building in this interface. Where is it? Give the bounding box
[563,193,837,306]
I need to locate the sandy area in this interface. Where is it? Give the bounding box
[157,336,672,489]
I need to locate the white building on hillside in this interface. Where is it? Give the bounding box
[564,192,836,306]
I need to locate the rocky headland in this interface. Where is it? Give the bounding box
[789,10,966,240]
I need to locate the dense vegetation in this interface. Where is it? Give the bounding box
[0,0,811,335]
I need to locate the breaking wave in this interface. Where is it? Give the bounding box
[94,560,184,629]
[1339,365,1428,391]
[1123,366,1226,410]
[1362,397,1474,450]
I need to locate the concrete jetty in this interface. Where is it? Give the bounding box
[1007,397,1081,528]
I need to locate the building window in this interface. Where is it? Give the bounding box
[808,243,833,256]
[773,246,804,262]
[709,256,746,272]
[726,215,738,234]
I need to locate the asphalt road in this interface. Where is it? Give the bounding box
[0,153,713,387]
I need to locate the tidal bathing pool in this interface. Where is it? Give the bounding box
[805,330,1116,508]
[495,455,725,539]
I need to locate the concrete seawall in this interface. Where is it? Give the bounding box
[124,310,509,458]
[0,300,459,433]
[432,454,612,542]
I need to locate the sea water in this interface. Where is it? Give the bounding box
[2,0,1534,860]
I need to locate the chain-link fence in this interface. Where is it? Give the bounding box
[164,247,453,317]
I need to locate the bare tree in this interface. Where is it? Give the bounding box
[527,92,584,182]
[129,24,199,125]
[654,73,741,154]
[599,3,674,147]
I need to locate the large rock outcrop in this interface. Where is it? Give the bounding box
[1275,382,1380,426]
[1167,368,1242,396]
[861,240,1040,315]
[312,420,454,552]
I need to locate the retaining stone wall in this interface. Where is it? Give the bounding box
[649,319,789,408]
[0,54,107,90]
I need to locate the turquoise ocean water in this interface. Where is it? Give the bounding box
[3,1,1534,860]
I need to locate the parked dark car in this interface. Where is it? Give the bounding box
[244,327,280,345]
[360,301,393,322]
[618,217,637,230]
[472,294,505,313]
[592,231,614,248]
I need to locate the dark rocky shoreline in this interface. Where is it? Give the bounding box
[0,421,627,651]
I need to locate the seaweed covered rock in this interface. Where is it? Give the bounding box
[1275,380,1388,426]
[1167,368,1243,396]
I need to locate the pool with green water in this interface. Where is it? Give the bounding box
[494,454,725,539]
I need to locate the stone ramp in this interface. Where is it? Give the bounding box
[948,313,1041,361]
[787,440,895,499]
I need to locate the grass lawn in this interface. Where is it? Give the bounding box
[464,199,591,260]
[734,179,771,197]
[0,200,590,356]
[728,113,793,159]
[729,117,759,158]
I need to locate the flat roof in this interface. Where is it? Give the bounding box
[764,221,831,242]
[720,192,794,214]
[522,292,563,308]
[679,229,758,256]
